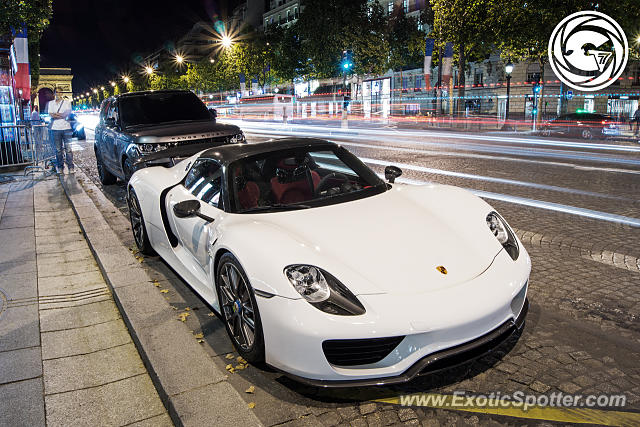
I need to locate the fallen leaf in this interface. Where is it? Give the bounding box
[235,364,245,370]
[237,356,247,364]
[207,312,216,317]
[245,386,255,394]
[171,306,178,310]
[225,354,235,360]
[160,289,168,294]
[248,402,255,409]
[197,339,204,344]
[153,280,160,287]
[185,307,190,311]
[177,312,190,322]
[194,333,204,339]
[225,364,233,370]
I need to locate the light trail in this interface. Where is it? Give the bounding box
[360,157,634,201]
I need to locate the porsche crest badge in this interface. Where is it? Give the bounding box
[436,266,448,275]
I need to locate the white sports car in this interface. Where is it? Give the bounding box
[127,138,530,386]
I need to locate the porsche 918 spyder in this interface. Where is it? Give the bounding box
[127,137,530,386]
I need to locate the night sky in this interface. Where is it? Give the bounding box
[40,0,240,93]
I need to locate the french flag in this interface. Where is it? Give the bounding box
[12,26,30,100]
[423,38,434,91]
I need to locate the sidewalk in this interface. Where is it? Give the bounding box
[0,174,170,426]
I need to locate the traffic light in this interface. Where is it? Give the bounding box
[533,84,542,94]
[532,107,538,115]
[341,50,353,71]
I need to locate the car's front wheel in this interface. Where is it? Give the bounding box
[96,147,117,185]
[581,128,593,140]
[216,253,265,364]
[128,189,155,255]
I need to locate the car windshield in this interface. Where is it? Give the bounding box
[228,146,386,213]
[119,92,211,129]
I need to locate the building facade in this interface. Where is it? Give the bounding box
[263,0,301,29]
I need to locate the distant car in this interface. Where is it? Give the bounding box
[127,138,530,386]
[39,113,85,140]
[541,113,621,140]
[94,90,245,184]
[67,113,86,140]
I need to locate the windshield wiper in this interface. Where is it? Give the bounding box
[240,204,311,213]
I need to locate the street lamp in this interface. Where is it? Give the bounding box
[144,66,154,75]
[175,54,184,64]
[504,61,514,129]
[209,58,215,63]
[221,35,233,49]
[92,88,98,94]
[100,86,105,91]
[110,81,116,87]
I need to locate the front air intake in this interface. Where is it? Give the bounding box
[322,336,404,366]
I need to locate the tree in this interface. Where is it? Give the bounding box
[296,0,378,78]
[387,8,425,71]
[432,0,496,115]
[266,24,306,84]
[351,1,389,77]
[0,0,53,90]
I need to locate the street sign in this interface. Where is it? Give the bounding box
[566,90,573,100]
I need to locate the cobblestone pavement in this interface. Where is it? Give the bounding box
[69,124,640,426]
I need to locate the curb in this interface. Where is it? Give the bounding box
[59,172,262,427]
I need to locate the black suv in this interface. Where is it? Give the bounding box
[94,90,245,184]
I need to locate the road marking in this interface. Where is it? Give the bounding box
[360,157,633,201]
[374,394,640,426]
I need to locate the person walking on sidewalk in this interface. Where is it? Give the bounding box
[633,107,640,137]
[47,90,74,174]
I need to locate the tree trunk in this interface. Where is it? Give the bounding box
[457,43,466,117]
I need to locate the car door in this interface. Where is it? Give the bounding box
[166,159,225,297]
[101,101,119,170]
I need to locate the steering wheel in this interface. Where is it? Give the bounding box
[316,172,349,194]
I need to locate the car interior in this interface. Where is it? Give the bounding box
[230,150,370,212]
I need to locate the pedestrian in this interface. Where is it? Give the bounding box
[30,105,40,122]
[633,107,640,137]
[47,89,74,174]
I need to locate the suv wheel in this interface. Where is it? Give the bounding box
[581,128,593,140]
[96,148,117,185]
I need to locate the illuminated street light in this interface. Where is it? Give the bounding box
[85,92,89,96]
[122,75,130,83]
[100,86,105,91]
[221,35,233,49]
[92,88,98,94]
[110,81,116,87]
[145,66,154,75]
[175,54,184,64]
[209,58,215,63]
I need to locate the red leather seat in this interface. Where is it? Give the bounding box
[271,171,320,204]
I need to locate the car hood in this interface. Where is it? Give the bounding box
[128,121,240,139]
[239,184,504,296]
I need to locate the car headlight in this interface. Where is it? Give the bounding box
[137,143,157,153]
[285,265,366,316]
[486,211,519,261]
[229,132,246,144]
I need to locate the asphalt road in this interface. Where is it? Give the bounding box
[70,119,640,426]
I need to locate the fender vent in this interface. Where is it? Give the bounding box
[322,336,404,366]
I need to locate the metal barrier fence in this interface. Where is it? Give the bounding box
[0,123,56,174]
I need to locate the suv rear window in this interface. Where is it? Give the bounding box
[119,92,211,129]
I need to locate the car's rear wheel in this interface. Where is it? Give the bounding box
[128,189,155,255]
[96,148,117,185]
[216,253,265,364]
[581,128,593,140]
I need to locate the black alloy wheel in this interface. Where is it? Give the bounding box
[216,253,265,364]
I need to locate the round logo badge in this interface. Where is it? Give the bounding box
[548,11,628,92]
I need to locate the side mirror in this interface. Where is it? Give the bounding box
[209,108,217,120]
[173,200,214,222]
[384,165,402,183]
[105,117,116,128]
